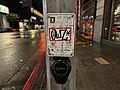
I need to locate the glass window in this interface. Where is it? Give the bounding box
[111,0,120,43]
[79,0,94,45]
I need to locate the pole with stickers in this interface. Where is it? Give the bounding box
[42,0,76,90]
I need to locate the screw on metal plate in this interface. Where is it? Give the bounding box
[48,15,50,18]
[71,15,74,18]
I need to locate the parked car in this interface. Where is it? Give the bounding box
[11,28,17,32]
[4,28,17,32]
[4,28,13,32]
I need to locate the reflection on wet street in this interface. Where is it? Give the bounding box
[0,30,46,89]
[12,30,40,39]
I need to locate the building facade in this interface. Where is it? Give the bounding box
[78,0,96,44]
[0,4,10,31]
[102,0,120,49]
[78,0,120,49]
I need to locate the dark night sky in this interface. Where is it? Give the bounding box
[0,0,21,12]
[0,0,43,19]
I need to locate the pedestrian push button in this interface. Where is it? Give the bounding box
[51,57,71,84]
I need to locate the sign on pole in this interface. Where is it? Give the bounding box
[47,13,76,57]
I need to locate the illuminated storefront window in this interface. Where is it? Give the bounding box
[81,15,93,39]
[80,0,94,44]
[111,0,120,43]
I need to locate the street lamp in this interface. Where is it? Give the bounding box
[20,1,22,4]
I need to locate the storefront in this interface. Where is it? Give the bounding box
[78,0,120,48]
[0,4,9,31]
[79,0,95,45]
[102,0,120,48]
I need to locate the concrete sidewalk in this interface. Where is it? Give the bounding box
[76,43,120,90]
[23,42,120,90]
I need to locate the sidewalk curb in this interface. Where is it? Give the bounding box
[23,60,43,90]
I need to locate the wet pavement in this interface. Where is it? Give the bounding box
[0,30,46,90]
[1,30,120,90]
[26,40,120,90]
[76,43,120,90]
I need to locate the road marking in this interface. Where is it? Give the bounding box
[94,58,110,65]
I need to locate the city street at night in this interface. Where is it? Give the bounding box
[0,30,46,90]
[1,0,120,90]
